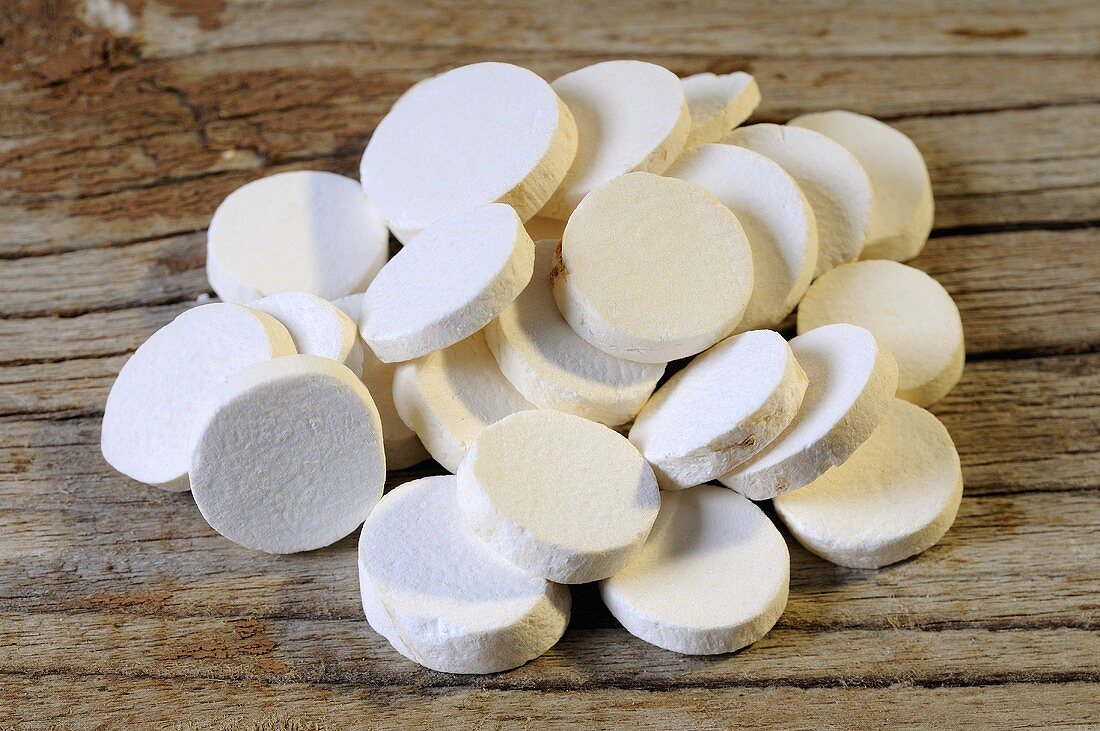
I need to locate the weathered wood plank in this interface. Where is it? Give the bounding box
[6,46,1095,143]
[6,49,1095,155]
[1,676,1096,729]
[8,0,1097,111]
[915,228,1100,357]
[0,490,1096,631]
[73,0,1100,62]
[0,303,187,366]
[901,104,1100,229]
[931,354,1100,493]
[0,354,123,419]
[2,52,1096,255]
[0,233,209,319]
[1,610,1096,690]
[3,353,1096,491]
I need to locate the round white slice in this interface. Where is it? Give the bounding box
[359,475,570,674]
[553,172,754,363]
[774,399,962,569]
[360,62,577,242]
[456,410,661,584]
[333,294,429,470]
[524,216,566,241]
[723,123,872,277]
[251,290,363,378]
[393,331,535,473]
[207,171,389,303]
[797,260,965,407]
[629,330,808,490]
[101,303,296,491]
[666,143,818,331]
[189,354,386,553]
[486,239,665,426]
[790,110,934,262]
[541,60,690,219]
[719,323,898,500]
[681,71,761,148]
[360,203,535,363]
[600,485,789,655]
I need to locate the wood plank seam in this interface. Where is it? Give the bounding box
[3,602,1096,631]
[0,665,1095,693]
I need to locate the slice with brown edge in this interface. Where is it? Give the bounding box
[486,238,664,426]
[629,330,807,490]
[719,323,898,500]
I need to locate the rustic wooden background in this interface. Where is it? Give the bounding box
[1,1,1098,728]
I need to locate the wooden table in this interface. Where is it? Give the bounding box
[2,1,1098,728]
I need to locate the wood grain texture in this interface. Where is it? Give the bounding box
[1,0,1098,727]
[1,678,1097,730]
[12,0,1094,64]
[2,613,1099,693]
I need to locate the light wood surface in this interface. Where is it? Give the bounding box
[1,1,1098,728]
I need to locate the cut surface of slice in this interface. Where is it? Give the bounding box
[542,60,690,219]
[392,332,535,473]
[359,475,570,673]
[486,239,664,425]
[189,355,386,554]
[629,330,807,490]
[667,143,818,331]
[456,410,660,584]
[553,172,753,363]
[101,303,296,491]
[774,399,963,569]
[723,123,871,277]
[790,110,933,262]
[681,71,761,147]
[360,62,577,242]
[360,203,535,363]
[252,290,363,377]
[600,485,789,655]
[207,171,388,303]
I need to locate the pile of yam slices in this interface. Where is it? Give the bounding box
[103,61,965,673]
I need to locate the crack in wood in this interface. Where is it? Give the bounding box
[0,663,1093,693]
